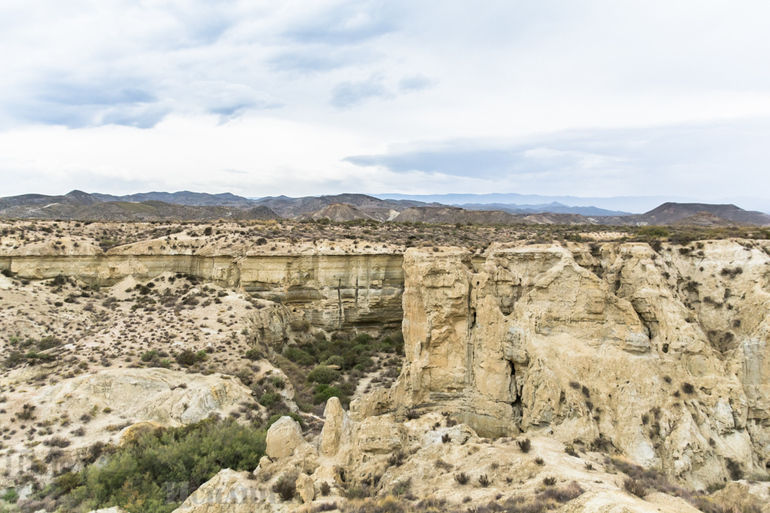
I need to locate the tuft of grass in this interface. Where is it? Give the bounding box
[516,438,532,453]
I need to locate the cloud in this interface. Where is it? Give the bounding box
[5,77,169,129]
[330,75,394,108]
[397,74,436,92]
[281,0,399,46]
[343,118,770,198]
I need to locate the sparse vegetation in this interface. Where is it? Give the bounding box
[272,474,297,502]
[30,415,266,513]
[454,472,470,485]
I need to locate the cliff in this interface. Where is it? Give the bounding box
[1,248,404,331]
[373,240,770,489]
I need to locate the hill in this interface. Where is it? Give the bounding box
[93,191,255,207]
[627,203,770,226]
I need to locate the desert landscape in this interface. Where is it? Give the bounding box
[3,2,770,512]
[1,206,769,513]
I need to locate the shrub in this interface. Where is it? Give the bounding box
[388,450,405,467]
[543,476,556,486]
[624,477,647,497]
[323,355,345,367]
[320,481,331,496]
[405,408,420,420]
[259,393,281,408]
[288,319,310,333]
[535,457,545,465]
[245,348,262,361]
[478,474,491,487]
[38,336,62,350]
[517,438,532,453]
[17,403,36,420]
[720,267,743,279]
[1,488,19,504]
[442,433,451,443]
[175,349,198,366]
[284,347,317,366]
[537,481,585,503]
[454,472,470,485]
[57,416,266,513]
[272,475,297,501]
[141,350,158,362]
[307,365,340,385]
[45,436,71,448]
[682,382,695,395]
[564,444,577,456]
[312,385,348,406]
[726,458,744,480]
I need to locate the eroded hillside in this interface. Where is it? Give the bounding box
[1,219,769,513]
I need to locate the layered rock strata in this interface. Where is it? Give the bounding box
[1,251,403,331]
[368,240,770,488]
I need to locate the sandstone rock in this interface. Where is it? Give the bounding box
[5,250,404,331]
[295,473,315,504]
[378,242,770,488]
[172,469,265,513]
[266,416,309,460]
[710,481,770,513]
[356,416,405,454]
[36,368,253,428]
[320,397,352,458]
[118,421,165,445]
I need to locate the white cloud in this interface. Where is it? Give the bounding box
[0,1,769,199]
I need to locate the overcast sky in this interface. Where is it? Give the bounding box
[1,0,769,203]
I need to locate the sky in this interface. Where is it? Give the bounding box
[1,0,769,205]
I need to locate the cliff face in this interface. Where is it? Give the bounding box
[1,252,404,331]
[387,241,770,488]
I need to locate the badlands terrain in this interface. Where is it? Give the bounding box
[0,217,770,512]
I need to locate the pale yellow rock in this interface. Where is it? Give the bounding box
[355,415,405,454]
[118,421,165,445]
[266,416,310,460]
[5,250,404,330]
[320,397,352,458]
[295,473,315,504]
[376,241,770,489]
[172,469,270,513]
[36,368,253,428]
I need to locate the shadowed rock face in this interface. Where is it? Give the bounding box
[381,240,770,489]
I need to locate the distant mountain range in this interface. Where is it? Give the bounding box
[0,191,278,222]
[375,193,770,216]
[1,190,769,226]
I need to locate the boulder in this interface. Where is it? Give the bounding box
[266,416,309,460]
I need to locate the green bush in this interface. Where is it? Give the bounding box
[244,348,262,361]
[259,392,281,408]
[1,488,19,504]
[312,385,348,406]
[322,355,345,367]
[307,366,340,385]
[48,417,266,513]
[267,412,304,429]
[38,336,62,350]
[141,350,158,362]
[175,349,206,367]
[284,347,317,366]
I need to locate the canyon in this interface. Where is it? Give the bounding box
[1,221,770,512]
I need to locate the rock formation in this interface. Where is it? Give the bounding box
[367,240,770,489]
